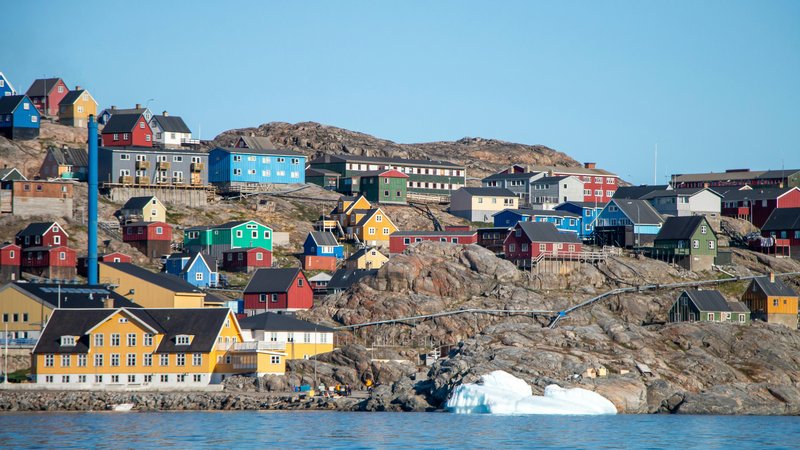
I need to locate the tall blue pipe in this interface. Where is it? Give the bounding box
[87,115,98,284]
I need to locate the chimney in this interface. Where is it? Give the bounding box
[75,85,82,91]
[162,111,169,117]
[103,296,114,309]
[584,162,596,169]
[135,103,142,109]
[770,272,775,283]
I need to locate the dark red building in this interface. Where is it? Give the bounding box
[761,208,800,260]
[25,78,69,117]
[15,222,69,249]
[77,252,133,277]
[222,247,272,273]
[503,221,582,268]
[389,229,478,254]
[101,113,153,147]
[0,243,21,283]
[243,268,313,314]
[720,187,800,228]
[122,221,172,258]
[21,245,77,280]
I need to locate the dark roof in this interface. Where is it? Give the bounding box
[683,290,732,312]
[58,90,89,106]
[758,169,800,179]
[217,220,251,229]
[99,146,206,155]
[327,269,376,291]
[0,167,25,181]
[353,169,408,178]
[26,78,62,97]
[727,301,750,313]
[306,168,340,177]
[101,107,147,117]
[244,268,302,294]
[719,187,797,202]
[761,208,800,232]
[122,221,168,228]
[222,247,271,253]
[556,201,607,209]
[497,208,579,218]
[459,187,516,197]
[101,262,203,293]
[752,276,798,297]
[309,231,340,247]
[610,199,664,225]
[121,196,157,210]
[182,252,215,274]
[612,185,669,200]
[22,245,72,252]
[49,147,89,167]
[655,216,709,241]
[310,154,462,169]
[238,312,335,333]
[102,113,145,133]
[32,309,116,354]
[151,115,191,133]
[356,209,383,227]
[516,222,581,243]
[238,136,277,150]
[215,146,304,157]
[640,188,716,200]
[126,308,230,353]
[16,222,57,237]
[482,172,540,182]
[5,283,138,309]
[532,176,571,184]
[392,230,476,237]
[0,95,27,114]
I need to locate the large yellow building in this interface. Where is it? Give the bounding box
[58,88,98,128]
[99,262,222,308]
[31,307,286,387]
[238,312,335,360]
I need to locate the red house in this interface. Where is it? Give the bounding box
[389,229,478,254]
[761,208,800,259]
[20,245,77,280]
[503,221,582,268]
[243,268,313,314]
[0,243,21,283]
[101,113,153,147]
[25,78,68,117]
[77,252,133,277]
[15,222,69,249]
[720,187,800,228]
[222,247,273,273]
[122,221,172,258]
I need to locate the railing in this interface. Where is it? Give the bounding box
[136,160,150,170]
[216,342,234,351]
[529,248,612,266]
[233,362,256,370]
[182,138,201,145]
[0,338,37,347]
[156,161,171,170]
[119,176,133,184]
[135,176,150,185]
[233,341,286,352]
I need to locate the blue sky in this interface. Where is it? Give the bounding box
[2,1,798,184]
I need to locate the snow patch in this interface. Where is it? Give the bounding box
[445,370,617,415]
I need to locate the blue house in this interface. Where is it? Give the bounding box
[594,199,664,247]
[164,252,219,288]
[0,72,16,97]
[304,231,344,259]
[555,201,607,240]
[0,95,40,140]
[208,137,306,192]
[492,208,581,234]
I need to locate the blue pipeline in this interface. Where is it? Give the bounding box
[87,115,98,284]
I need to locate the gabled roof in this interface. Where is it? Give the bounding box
[48,147,88,167]
[244,268,302,294]
[0,95,31,115]
[306,168,340,177]
[151,114,191,133]
[728,301,750,313]
[761,208,800,232]
[217,220,264,229]
[514,222,581,243]
[608,199,664,225]
[531,175,572,184]
[355,169,409,178]
[307,272,332,282]
[458,187,517,197]
[655,216,711,241]
[719,186,798,202]
[641,188,721,200]
[216,143,303,157]
[238,136,277,150]
[612,185,669,200]
[346,247,387,261]
[0,167,26,182]
[182,252,216,275]
[102,113,145,133]
[527,164,617,177]
[555,201,607,209]
[100,262,203,294]
[327,268,376,291]
[493,208,579,218]
[751,276,798,297]
[0,71,16,94]
[99,146,205,155]
[308,231,340,247]
[222,246,271,254]
[22,245,73,252]
[25,78,63,97]
[481,171,541,182]
[59,90,96,106]
[32,309,117,354]
[309,154,462,169]
[682,289,733,312]
[238,312,334,333]
[0,283,138,310]
[121,196,158,210]
[16,222,64,238]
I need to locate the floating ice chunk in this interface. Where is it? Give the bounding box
[445,370,617,415]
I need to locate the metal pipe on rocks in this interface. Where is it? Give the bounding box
[87,115,99,284]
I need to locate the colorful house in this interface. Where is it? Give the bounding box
[668,290,750,323]
[672,168,800,190]
[308,272,333,294]
[221,247,273,273]
[344,247,388,270]
[0,243,21,283]
[326,196,399,248]
[761,208,800,259]
[58,87,97,127]
[97,105,153,126]
[741,274,798,329]
[720,187,800,228]
[0,71,16,96]
[639,188,722,218]
[208,144,306,192]
[119,196,167,223]
[122,221,173,259]
[16,221,68,248]
[9,180,74,218]
[30,307,286,387]
[449,187,518,222]
[483,163,620,204]
[20,246,78,280]
[554,201,606,240]
[652,216,718,271]
[98,262,219,308]
[503,222,582,268]
[149,112,196,148]
[528,175,585,209]
[304,232,344,259]
[305,168,341,190]
[0,167,26,188]
[476,227,512,255]
[164,252,219,288]
[340,169,409,204]
[492,208,581,234]
[0,283,137,341]
[0,95,41,140]
[594,199,664,247]
[326,268,376,295]
[101,113,154,147]
[239,312,335,360]
[389,229,478,254]
[243,268,313,314]
[25,78,68,116]
[184,220,273,262]
[98,146,208,187]
[39,146,89,181]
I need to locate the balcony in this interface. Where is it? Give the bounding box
[191,162,204,172]
[156,177,170,185]
[136,160,150,170]
[172,177,185,184]
[136,176,150,185]
[182,138,201,145]
[232,341,287,352]
[157,161,171,170]
[119,175,133,184]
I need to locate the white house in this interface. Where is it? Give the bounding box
[149,112,197,148]
[528,175,585,210]
[449,187,519,222]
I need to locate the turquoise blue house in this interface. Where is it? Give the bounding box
[0,95,40,140]
[594,199,664,247]
[0,72,16,97]
[164,252,219,288]
[555,201,607,240]
[303,231,344,259]
[492,208,581,234]
[208,139,306,192]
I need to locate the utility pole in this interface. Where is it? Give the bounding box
[3,323,8,385]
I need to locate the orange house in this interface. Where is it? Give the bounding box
[741,274,799,329]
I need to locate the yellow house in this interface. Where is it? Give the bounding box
[330,195,372,228]
[31,307,286,387]
[119,196,167,223]
[344,247,389,270]
[741,274,799,329]
[327,195,398,246]
[99,262,221,308]
[238,312,335,360]
[0,282,138,341]
[58,87,98,128]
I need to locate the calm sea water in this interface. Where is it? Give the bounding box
[1,411,799,449]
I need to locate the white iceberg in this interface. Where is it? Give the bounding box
[445,370,617,415]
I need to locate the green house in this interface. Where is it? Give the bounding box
[305,168,340,190]
[342,169,408,205]
[652,215,717,271]
[184,220,273,262]
[669,289,750,324]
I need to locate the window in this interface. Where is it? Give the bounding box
[176,335,191,345]
[77,354,87,367]
[193,374,202,383]
[269,332,278,342]
[271,294,279,303]
[259,294,267,303]
[707,313,714,321]
[111,354,120,367]
[233,155,242,162]
[173,155,183,162]
[521,243,529,252]
[45,354,54,367]
[255,252,263,261]
[123,133,129,140]
[176,353,186,366]
[62,375,70,383]
[95,375,103,383]
[298,278,304,287]
[692,240,699,249]
[383,228,390,235]
[111,333,120,346]
[139,121,145,129]
[277,157,285,163]
[375,215,383,222]
[45,375,54,383]
[127,333,137,346]
[128,375,136,383]
[160,354,169,366]
[58,85,64,93]
[701,225,707,234]
[144,375,153,383]
[368,227,375,235]
[404,238,410,245]
[61,354,70,367]
[271,356,281,364]
[161,375,169,383]
[193,353,202,366]
[59,251,66,261]
[196,272,204,281]
[94,354,103,367]
[236,230,242,238]
[264,230,271,239]
[539,244,547,251]
[127,353,136,366]
[60,336,76,346]
[508,243,516,252]
[144,354,153,367]
[247,156,257,162]
[78,375,86,383]
[233,168,242,175]
[709,241,715,249]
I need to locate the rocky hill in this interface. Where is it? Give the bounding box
[0,121,87,178]
[212,121,581,179]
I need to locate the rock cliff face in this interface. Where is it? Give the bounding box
[212,121,580,179]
